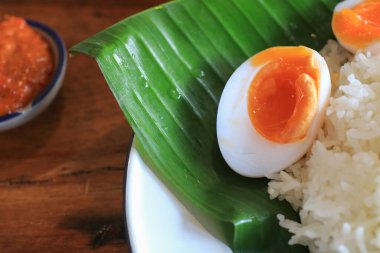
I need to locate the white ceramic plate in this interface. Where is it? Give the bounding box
[125,140,233,253]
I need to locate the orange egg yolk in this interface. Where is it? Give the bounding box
[248,46,319,144]
[332,0,380,50]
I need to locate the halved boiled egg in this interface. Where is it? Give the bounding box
[332,0,380,54]
[217,46,331,177]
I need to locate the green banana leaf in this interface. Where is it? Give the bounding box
[71,0,340,252]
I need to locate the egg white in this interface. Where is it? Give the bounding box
[334,0,363,11]
[216,47,331,178]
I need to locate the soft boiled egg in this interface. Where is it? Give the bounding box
[332,0,380,54]
[217,46,331,177]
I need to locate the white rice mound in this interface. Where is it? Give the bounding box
[268,40,380,253]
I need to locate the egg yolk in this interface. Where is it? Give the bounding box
[332,0,380,50]
[248,46,319,143]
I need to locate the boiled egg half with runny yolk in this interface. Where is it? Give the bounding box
[332,0,380,54]
[217,46,331,177]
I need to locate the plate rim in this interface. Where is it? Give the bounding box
[122,135,233,253]
[123,134,135,253]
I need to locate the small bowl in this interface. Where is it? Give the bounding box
[0,19,67,132]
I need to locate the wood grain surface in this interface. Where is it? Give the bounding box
[0,1,166,252]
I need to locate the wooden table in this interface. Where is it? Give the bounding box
[0,1,166,252]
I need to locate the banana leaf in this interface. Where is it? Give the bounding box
[71,0,339,252]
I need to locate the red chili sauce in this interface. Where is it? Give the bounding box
[0,15,53,116]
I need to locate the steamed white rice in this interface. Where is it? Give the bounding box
[268,40,380,253]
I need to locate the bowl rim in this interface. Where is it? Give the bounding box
[0,19,67,122]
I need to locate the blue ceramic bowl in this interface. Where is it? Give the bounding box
[0,19,67,131]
